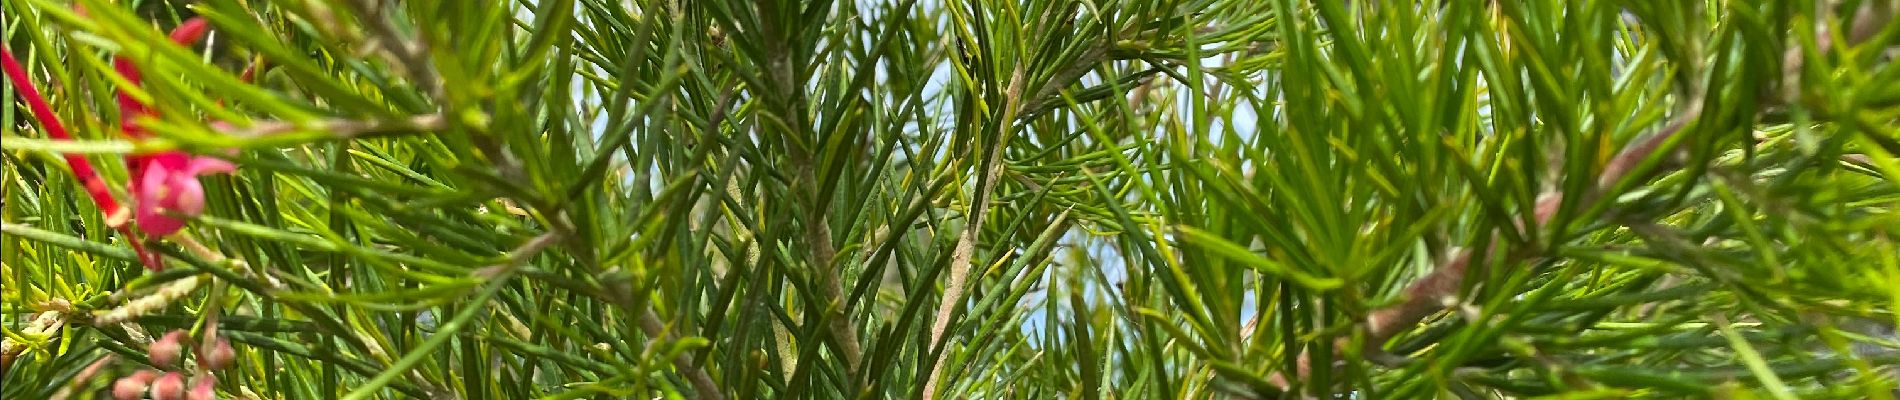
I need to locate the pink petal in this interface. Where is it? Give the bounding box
[137,209,185,237]
[166,173,207,217]
[128,154,228,238]
[185,157,235,176]
[112,58,151,130]
[134,163,186,237]
[136,162,172,206]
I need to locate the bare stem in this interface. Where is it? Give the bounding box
[227,114,449,140]
[347,0,444,101]
[922,64,1027,400]
[639,310,726,400]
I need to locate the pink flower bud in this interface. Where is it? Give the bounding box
[150,330,189,369]
[112,379,147,400]
[203,338,236,370]
[151,372,186,400]
[112,370,159,400]
[186,376,217,400]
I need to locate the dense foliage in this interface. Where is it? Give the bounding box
[4,0,1899,398]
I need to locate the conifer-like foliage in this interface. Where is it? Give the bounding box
[4,0,1899,398]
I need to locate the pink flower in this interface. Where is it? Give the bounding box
[1,49,162,269]
[112,18,208,140]
[129,152,235,238]
[110,17,233,240]
[5,15,231,270]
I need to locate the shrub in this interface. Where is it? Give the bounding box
[3,0,1897,398]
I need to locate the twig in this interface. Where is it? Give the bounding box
[95,276,205,326]
[776,93,865,376]
[347,0,444,101]
[0,311,67,377]
[808,219,864,373]
[226,113,449,140]
[921,63,1028,400]
[638,310,725,400]
[471,232,563,279]
[47,354,114,400]
[757,3,864,373]
[1018,43,1111,115]
[786,131,864,374]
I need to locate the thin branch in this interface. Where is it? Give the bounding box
[347,0,444,101]
[808,218,864,373]
[639,310,726,400]
[226,113,449,140]
[1018,43,1111,116]
[787,126,863,374]
[471,232,563,279]
[0,311,67,377]
[922,63,1027,400]
[46,354,114,400]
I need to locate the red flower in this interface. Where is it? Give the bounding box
[1,16,230,270]
[112,17,208,140]
[131,153,235,237]
[114,17,233,238]
[2,49,161,268]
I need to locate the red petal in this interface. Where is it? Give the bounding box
[113,17,212,139]
[169,18,211,45]
[135,164,187,237]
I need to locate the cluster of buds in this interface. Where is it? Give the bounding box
[111,329,238,400]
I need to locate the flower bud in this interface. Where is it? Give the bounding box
[186,376,217,400]
[150,330,188,369]
[112,370,159,400]
[203,338,236,370]
[151,372,186,400]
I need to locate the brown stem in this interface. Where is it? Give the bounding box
[227,114,448,139]
[808,211,864,373]
[1019,43,1110,115]
[347,0,443,100]
[922,64,1028,400]
[640,310,725,400]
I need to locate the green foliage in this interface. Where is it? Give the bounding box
[3,0,1898,399]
